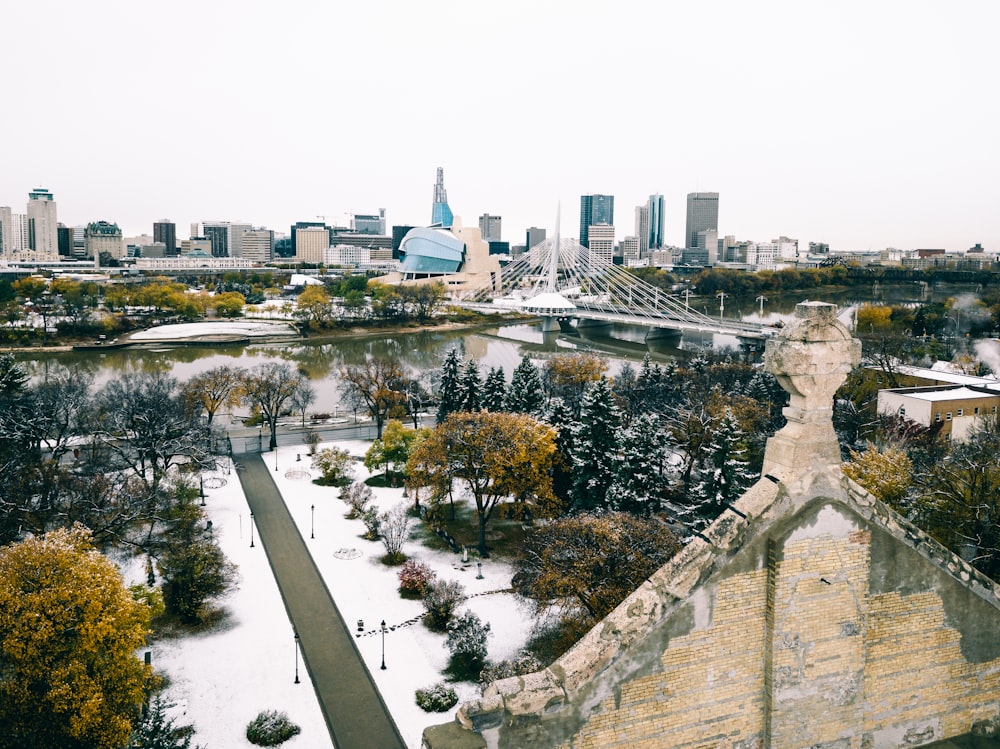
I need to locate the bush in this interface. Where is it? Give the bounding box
[422,578,465,631]
[379,502,412,564]
[361,507,380,540]
[415,682,458,713]
[128,695,200,749]
[398,560,436,598]
[446,611,491,676]
[479,651,544,690]
[245,710,301,747]
[341,481,373,519]
[312,447,354,486]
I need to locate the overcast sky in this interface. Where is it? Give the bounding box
[3,0,997,252]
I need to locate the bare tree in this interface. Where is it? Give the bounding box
[241,362,309,450]
[379,501,412,564]
[338,357,407,439]
[290,380,317,427]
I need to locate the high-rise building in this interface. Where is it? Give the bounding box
[202,221,230,257]
[153,220,177,256]
[241,229,275,263]
[579,194,614,248]
[290,221,326,256]
[685,192,719,249]
[587,224,615,268]
[0,206,12,256]
[85,221,125,260]
[478,214,502,242]
[635,205,650,255]
[431,167,453,228]
[295,226,330,264]
[647,193,665,250]
[57,224,72,256]
[525,226,546,251]
[354,209,386,235]
[621,235,640,264]
[228,223,252,258]
[27,188,58,258]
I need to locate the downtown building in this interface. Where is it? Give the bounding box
[1,189,59,261]
[685,192,719,250]
[579,194,614,249]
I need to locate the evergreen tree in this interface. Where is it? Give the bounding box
[570,378,622,513]
[457,359,482,412]
[505,355,546,415]
[545,397,576,510]
[607,412,674,515]
[436,348,463,423]
[690,407,756,526]
[481,366,507,412]
[128,695,201,749]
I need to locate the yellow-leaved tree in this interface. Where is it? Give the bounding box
[0,526,151,749]
[843,442,913,509]
[407,412,558,556]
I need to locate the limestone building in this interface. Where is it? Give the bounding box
[425,302,1000,749]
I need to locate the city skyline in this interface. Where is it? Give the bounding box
[3,1,998,252]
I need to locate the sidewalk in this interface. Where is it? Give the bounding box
[234,456,406,749]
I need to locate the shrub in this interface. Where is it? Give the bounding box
[446,611,491,676]
[341,481,373,519]
[245,710,301,747]
[304,431,321,455]
[379,502,412,564]
[128,695,200,749]
[422,578,465,631]
[361,507,381,540]
[398,560,436,598]
[479,651,544,690]
[415,682,458,713]
[312,447,354,486]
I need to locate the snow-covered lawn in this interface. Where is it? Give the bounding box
[154,441,535,748]
[129,320,298,340]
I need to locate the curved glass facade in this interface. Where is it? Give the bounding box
[398,227,465,273]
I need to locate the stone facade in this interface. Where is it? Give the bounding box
[423,302,1000,749]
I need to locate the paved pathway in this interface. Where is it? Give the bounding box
[234,455,406,749]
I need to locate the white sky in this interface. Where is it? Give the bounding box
[3,0,998,252]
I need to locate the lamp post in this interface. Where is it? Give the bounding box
[274,446,279,472]
[294,631,301,684]
[476,560,484,580]
[310,504,315,539]
[200,474,205,506]
[250,512,255,548]
[756,294,767,316]
[717,291,728,320]
[380,620,387,670]
[682,288,692,309]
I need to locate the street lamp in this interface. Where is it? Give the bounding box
[682,288,692,309]
[274,446,279,472]
[476,560,484,580]
[756,294,768,316]
[250,512,255,548]
[310,504,315,539]
[294,631,301,684]
[380,620,387,670]
[717,291,728,320]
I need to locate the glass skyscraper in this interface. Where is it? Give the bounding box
[431,167,453,228]
[579,194,614,248]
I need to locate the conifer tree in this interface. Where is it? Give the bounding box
[436,348,463,423]
[607,412,673,515]
[505,355,546,415]
[570,377,621,512]
[481,366,507,412]
[690,407,756,525]
[457,359,482,412]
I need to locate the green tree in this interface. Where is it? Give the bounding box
[457,358,482,412]
[211,291,246,318]
[570,378,621,512]
[364,419,418,485]
[294,284,335,329]
[505,355,545,415]
[436,348,463,423]
[0,526,152,749]
[481,366,507,412]
[691,407,757,522]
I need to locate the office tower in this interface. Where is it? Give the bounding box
[295,226,329,264]
[85,221,125,260]
[431,167,453,227]
[579,194,614,248]
[290,221,326,256]
[525,226,546,251]
[190,222,200,238]
[58,224,72,256]
[478,214,502,242]
[202,222,230,257]
[72,226,86,258]
[228,223,252,258]
[241,229,275,263]
[685,192,719,249]
[354,209,386,235]
[635,204,650,255]
[647,193,665,250]
[621,235,640,263]
[587,224,615,268]
[153,220,177,256]
[0,207,12,255]
[27,188,58,257]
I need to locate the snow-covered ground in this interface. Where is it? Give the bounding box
[129,320,298,340]
[154,441,535,748]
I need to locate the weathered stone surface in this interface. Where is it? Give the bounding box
[423,301,1000,749]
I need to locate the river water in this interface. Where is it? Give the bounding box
[13,282,948,416]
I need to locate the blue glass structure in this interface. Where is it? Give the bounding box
[398,227,465,273]
[431,167,454,228]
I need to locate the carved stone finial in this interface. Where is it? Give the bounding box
[761,302,861,496]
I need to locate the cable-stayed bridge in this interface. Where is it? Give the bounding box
[463,236,779,342]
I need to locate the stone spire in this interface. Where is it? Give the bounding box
[761,301,861,498]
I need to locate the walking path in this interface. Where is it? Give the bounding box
[234,455,406,749]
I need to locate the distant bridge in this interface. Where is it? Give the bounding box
[463,234,779,342]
